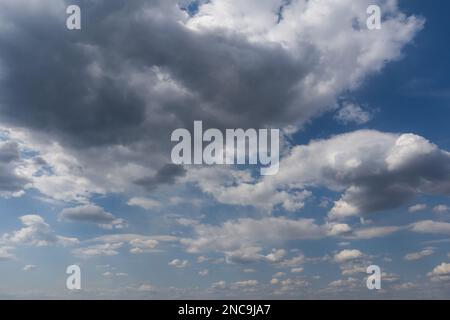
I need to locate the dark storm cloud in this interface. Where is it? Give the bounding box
[0,0,314,151]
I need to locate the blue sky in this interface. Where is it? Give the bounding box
[0,0,449,299]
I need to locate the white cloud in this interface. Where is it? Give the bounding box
[198,269,209,277]
[433,205,450,213]
[72,233,177,259]
[428,263,450,282]
[22,264,37,272]
[73,243,123,259]
[334,249,363,263]
[233,280,259,287]
[0,246,15,260]
[409,204,427,213]
[169,259,189,269]
[2,215,78,247]
[187,131,450,220]
[404,248,434,261]
[181,217,329,254]
[349,225,403,240]
[335,102,372,125]
[410,220,450,235]
[290,268,304,273]
[127,197,162,210]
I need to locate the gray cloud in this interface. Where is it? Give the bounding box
[0,140,30,197]
[0,0,423,199]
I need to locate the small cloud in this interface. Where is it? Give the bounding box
[291,267,304,273]
[169,259,189,269]
[404,248,435,261]
[23,264,37,272]
[335,102,373,125]
[198,269,209,276]
[127,197,161,210]
[433,205,450,213]
[409,203,427,213]
[334,249,363,263]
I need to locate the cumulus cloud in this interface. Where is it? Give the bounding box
[181,216,331,254]
[428,263,450,282]
[199,130,450,219]
[0,0,424,203]
[59,204,126,229]
[2,215,78,247]
[334,249,363,263]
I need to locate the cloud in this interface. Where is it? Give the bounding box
[202,130,450,219]
[127,197,162,210]
[334,250,363,263]
[72,233,177,258]
[409,204,427,213]
[2,215,78,247]
[73,243,123,259]
[428,263,450,282]
[404,248,435,261]
[59,204,126,229]
[433,205,450,213]
[0,246,15,260]
[348,225,403,240]
[22,265,37,272]
[410,220,450,235]
[0,0,423,203]
[0,140,30,198]
[335,102,373,125]
[169,259,189,269]
[181,217,330,254]
[198,269,209,277]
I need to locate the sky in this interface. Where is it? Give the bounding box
[0,0,449,299]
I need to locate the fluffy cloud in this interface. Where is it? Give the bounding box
[0,0,423,203]
[334,249,363,263]
[59,204,126,229]
[199,130,450,219]
[2,215,78,247]
[181,217,331,254]
[428,263,450,282]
